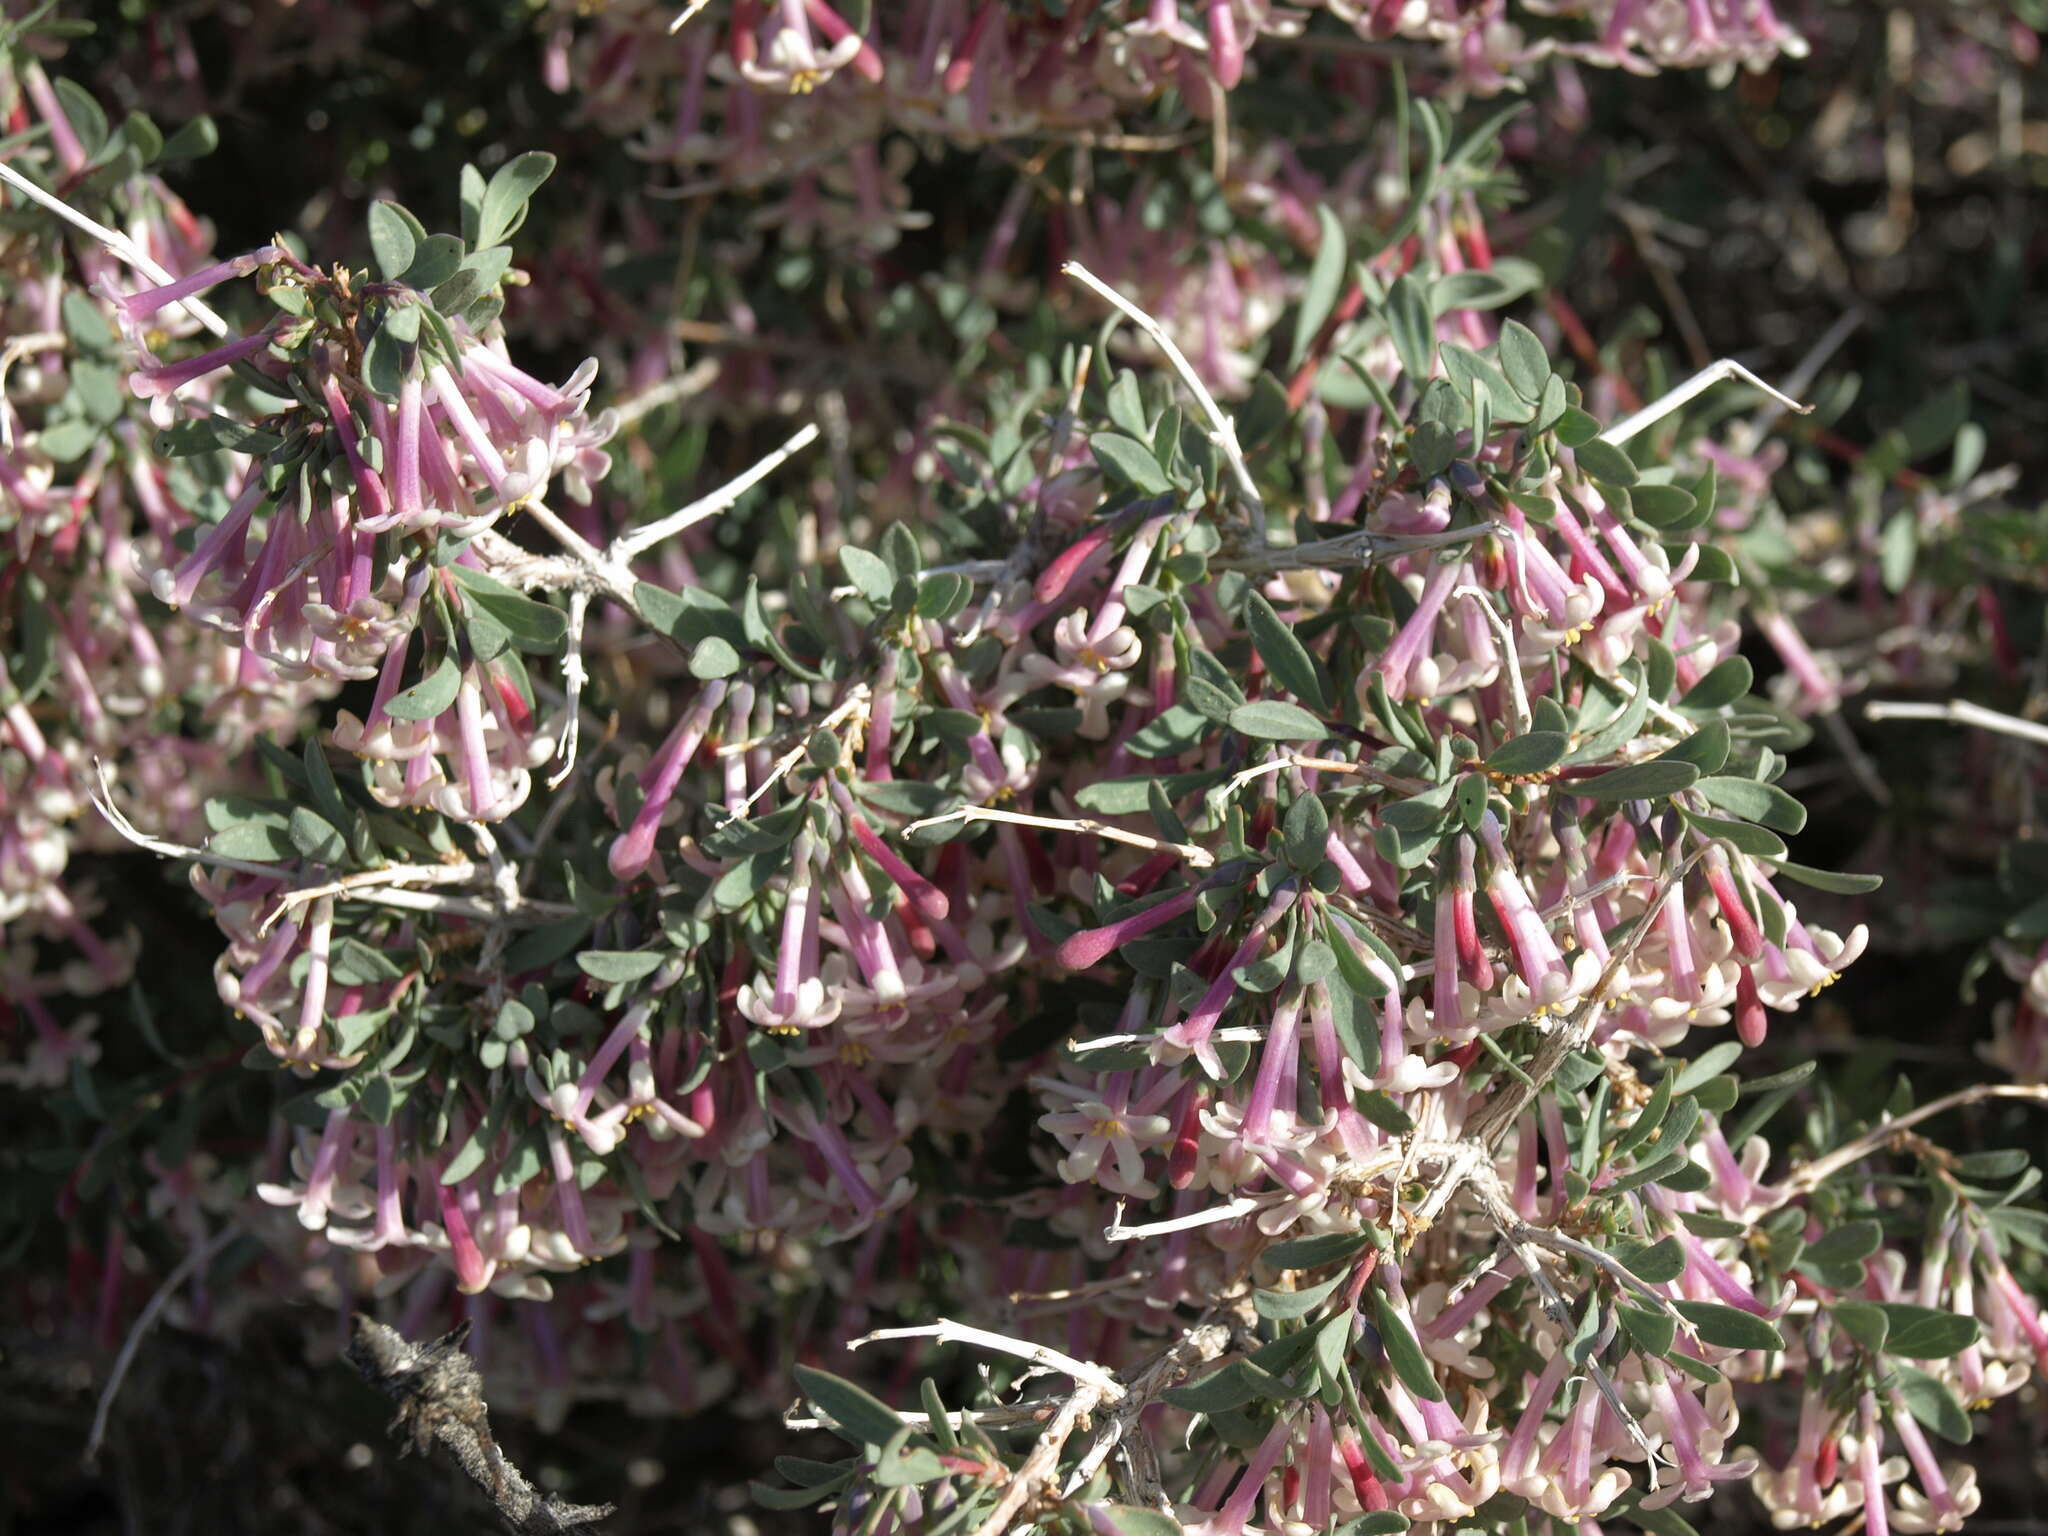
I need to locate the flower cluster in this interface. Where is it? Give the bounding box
[1,51,325,1056]
[117,157,618,823]
[5,6,2047,1535]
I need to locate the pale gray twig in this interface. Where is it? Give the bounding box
[902,804,1215,868]
[84,1225,242,1468]
[849,1318,1124,1400]
[611,422,819,561]
[1765,1083,2048,1210]
[1062,260,1267,538]
[1598,357,1809,447]
[0,160,230,336]
[1865,698,2048,749]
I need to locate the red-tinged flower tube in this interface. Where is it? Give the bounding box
[1206,0,1244,88]
[1704,843,1765,962]
[1735,963,1768,1047]
[1478,813,1568,1002]
[942,2,999,93]
[1337,1428,1393,1511]
[834,788,948,921]
[801,0,884,81]
[1755,607,1840,714]
[1034,525,1113,605]
[1055,883,1203,970]
[436,1178,495,1294]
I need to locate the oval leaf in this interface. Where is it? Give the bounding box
[793,1365,906,1448]
[1485,731,1569,777]
[384,653,461,721]
[367,200,417,280]
[1697,775,1808,834]
[1372,1291,1444,1401]
[1876,1303,1980,1359]
[1090,432,1172,496]
[1621,1235,1687,1285]
[1566,760,1700,802]
[575,950,665,984]
[1230,700,1327,741]
[1266,1230,1373,1271]
[1253,1274,1343,1321]
[1245,590,1330,712]
[1672,1299,1784,1353]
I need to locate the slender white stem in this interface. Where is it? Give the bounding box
[668,0,714,31]
[1750,307,1864,437]
[1010,1272,1154,1308]
[1538,868,1656,924]
[547,588,592,790]
[1596,662,1697,737]
[1218,757,1296,802]
[1062,260,1266,535]
[609,356,719,429]
[1455,585,1530,736]
[1105,1194,1270,1242]
[1766,1083,2048,1208]
[979,1384,1108,1536]
[465,821,522,913]
[783,1404,1050,1432]
[88,759,279,877]
[738,684,869,812]
[1288,753,1432,794]
[611,422,819,561]
[1214,519,1507,575]
[903,803,1214,867]
[0,160,230,336]
[84,1224,242,1466]
[517,497,634,599]
[93,759,572,925]
[1599,357,1809,446]
[258,862,482,935]
[1065,1026,1263,1056]
[1063,1318,1232,1501]
[1865,698,2048,749]
[315,886,561,921]
[0,331,66,449]
[850,1318,1124,1399]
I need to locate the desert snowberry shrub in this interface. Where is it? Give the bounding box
[3,3,2045,1533]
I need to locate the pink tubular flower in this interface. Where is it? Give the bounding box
[608,681,730,880]
[435,1178,497,1294]
[126,326,279,401]
[1206,0,1245,88]
[1639,1364,1758,1507]
[1057,883,1203,970]
[1188,1413,1294,1536]
[99,245,281,350]
[1164,883,1297,1075]
[1478,814,1569,1005]
[1375,557,1464,701]
[1755,607,1840,714]
[736,826,844,1033]
[1240,983,1304,1146]
[1703,842,1765,962]
[833,782,949,921]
